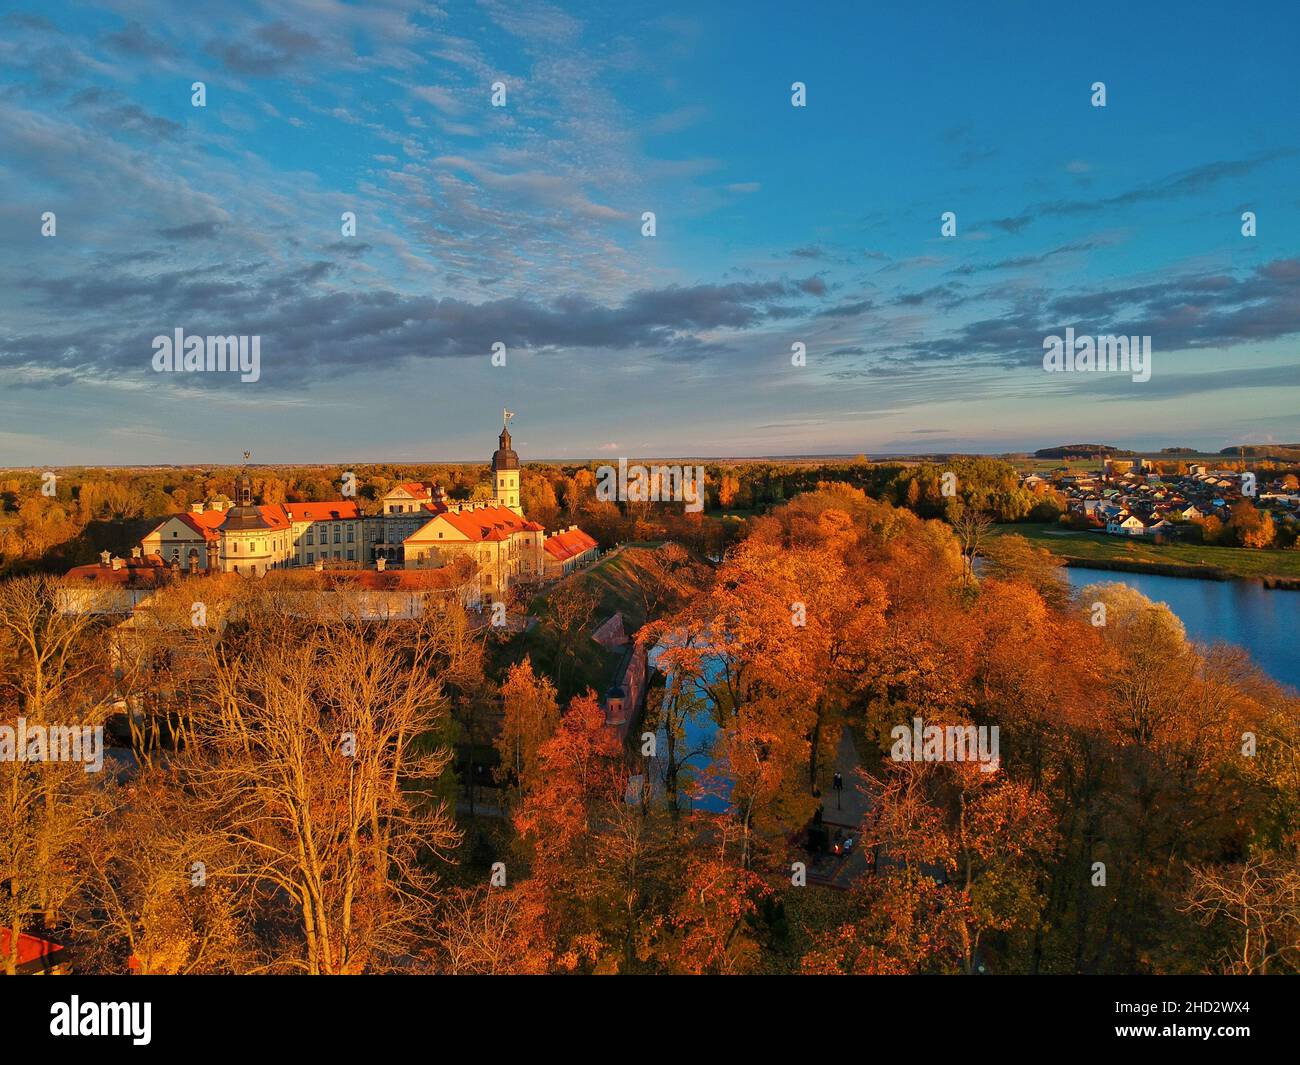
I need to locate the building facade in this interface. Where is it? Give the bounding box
[137,416,597,599]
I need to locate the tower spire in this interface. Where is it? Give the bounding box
[491,411,522,514]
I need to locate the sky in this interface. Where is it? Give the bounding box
[1,0,1298,465]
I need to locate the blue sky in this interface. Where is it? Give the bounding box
[1,0,1297,464]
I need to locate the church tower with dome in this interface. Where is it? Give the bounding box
[491,408,522,515]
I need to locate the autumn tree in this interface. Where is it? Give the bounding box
[494,656,560,804]
[0,575,110,970]
[512,692,626,970]
[428,885,553,975]
[183,605,466,973]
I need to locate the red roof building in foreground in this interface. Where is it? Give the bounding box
[0,928,69,975]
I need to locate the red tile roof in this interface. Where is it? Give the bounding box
[178,510,225,541]
[63,559,171,586]
[412,505,538,543]
[282,501,362,522]
[387,482,430,498]
[0,928,66,972]
[544,528,598,561]
[160,500,358,540]
[253,505,291,531]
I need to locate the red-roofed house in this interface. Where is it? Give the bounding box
[140,504,227,571]
[404,503,546,603]
[380,482,433,514]
[544,526,599,577]
[142,481,367,576]
[281,499,363,568]
[59,550,173,614]
[0,928,69,975]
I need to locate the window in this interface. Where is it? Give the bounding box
[347,550,354,561]
[306,530,314,545]
[347,528,354,543]
[307,552,314,563]
[333,528,341,543]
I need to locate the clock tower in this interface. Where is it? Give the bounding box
[491,409,522,514]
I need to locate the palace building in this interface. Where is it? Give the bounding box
[135,414,595,604]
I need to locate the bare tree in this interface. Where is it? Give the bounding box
[1183,856,1300,974]
[428,885,552,975]
[0,575,109,970]
[950,507,993,592]
[182,604,466,973]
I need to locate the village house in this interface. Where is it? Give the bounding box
[1106,514,1147,536]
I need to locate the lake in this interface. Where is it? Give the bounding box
[1065,567,1299,690]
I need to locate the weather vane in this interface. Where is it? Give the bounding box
[503,408,515,428]
[243,450,251,463]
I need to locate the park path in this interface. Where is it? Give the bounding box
[809,728,872,887]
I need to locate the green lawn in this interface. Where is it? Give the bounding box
[1007,458,1104,474]
[499,545,668,703]
[987,522,1300,580]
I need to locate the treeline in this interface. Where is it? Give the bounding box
[1,456,1058,575]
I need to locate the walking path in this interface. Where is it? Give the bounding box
[808,728,872,888]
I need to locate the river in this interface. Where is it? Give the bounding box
[1064,567,1299,690]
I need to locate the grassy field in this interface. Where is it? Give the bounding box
[501,544,672,703]
[1006,458,1105,474]
[988,522,1300,580]
[1005,454,1236,475]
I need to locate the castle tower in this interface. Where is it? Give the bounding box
[234,469,254,507]
[491,409,522,514]
[221,457,274,577]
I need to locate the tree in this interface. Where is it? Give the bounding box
[1233,502,1276,549]
[0,575,109,969]
[428,885,553,974]
[805,762,1055,974]
[494,656,560,803]
[185,607,464,973]
[628,542,704,625]
[647,845,773,974]
[545,581,598,697]
[513,692,625,971]
[981,533,1070,609]
[75,770,251,974]
[1183,855,1300,974]
[950,507,993,593]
